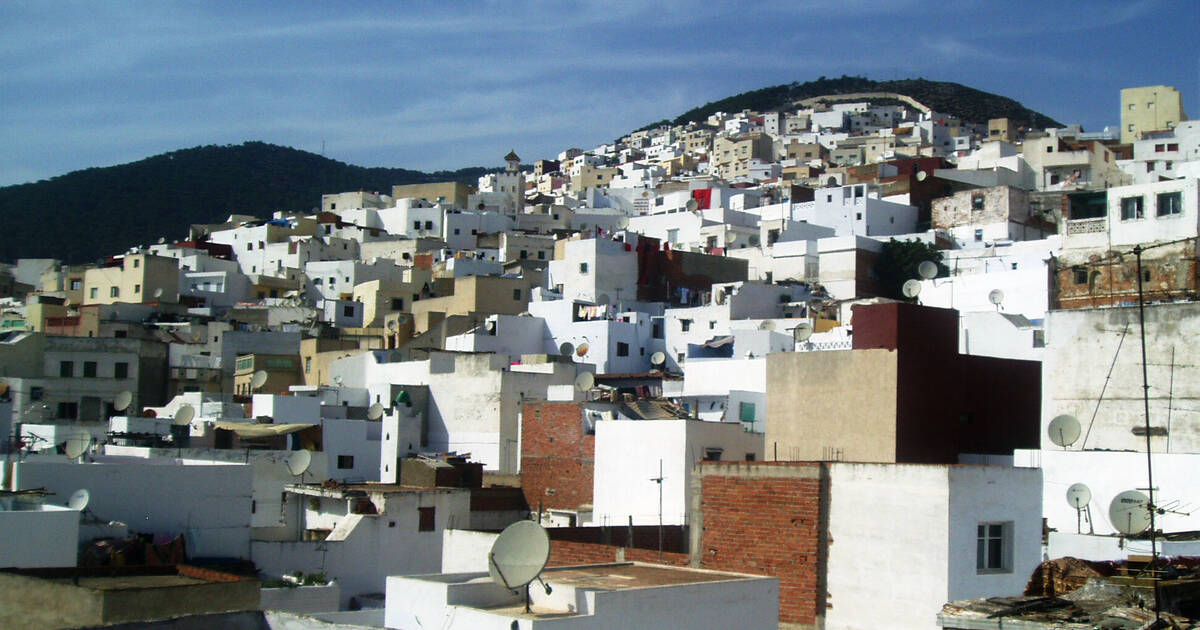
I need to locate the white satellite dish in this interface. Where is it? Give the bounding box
[173,404,195,426]
[759,320,776,331]
[386,319,398,331]
[727,232,738,244]
[902,279,922,299]
[916,170,928,182]
[988,289,1005,306]
[575,343,590,357]
[917,260,938,280]
[574,372,595,392]
[650,351,666,367]
[558,342,575,357]
[333,375,344,387]
[793,322,814,342]
[488,520,551,591]
[1109,490,1152,535]
[251,370,269,391]
[286,450,313,477]
[114,390,133,412]
[1047,414,1080,448]
[685,198,699,212]
[1066,483,1092,509]
[153,287,164,299]
[63,431,91,459]
[67,489,90,511]
[367,402,385,420]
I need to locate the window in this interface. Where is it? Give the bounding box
[739,401,756,422]
[453,228,460,235]
[702,448,723,462]
[579,262,588,274]
[418,506,435,531]
[89,287,98,299]
[413,220,421,230]
[390,298,404,310]
[512,289,522,300]
[424,220,433,230]
[110,287,119,298]
[537,250,546,260]
[971,194,985,210]
[305,357,312,373]
[343,305,355,317]
[80,361,97,377]
[132,258,140,268]
[974,229,984,242]
[680,319,691,332]
[1120,196,1144,220]
[1157,191,1182,216]
[616,342,629,356]
[134,284,141,294]
[1073,268,1089,285]
[976,522,1013,573]
[652,319,664,339]
[114,362,129,379]
[337,455,354,469]
[57,402,78,420]
[59,361,73,377]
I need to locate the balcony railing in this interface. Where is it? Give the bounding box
[1065,217,1107,235]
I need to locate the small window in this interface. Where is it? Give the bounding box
[579,262,589,274]
[1121,196,1144,220]
[133,258,140,268]
[57,402,79,420]
[616,342,629,356]
[418,506,435,532]
[976,522,1013,573]
[680,319,691,332]
[83,361,97,378]
[89,287,98,299]
[110,287,119,298]
[1074,268,1089,285]
[453,228,461,235]
[413,220,421,230]
[971,194,984,210]
[305,357,312,374]
[59,361,73,377]
[343,305,355,317]
[114,362,129,379]
[537,250,546,260]
[739,401,756,422]
[702,448,723,461]
[337,455,355,469]
[134,284,141,294]
[70,279,82,290]
[974,229,984,242]
[1157,191,1182,217]
[391,298,404,310]
[513,289,522,300]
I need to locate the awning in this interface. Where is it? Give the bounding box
[212,422,316,438]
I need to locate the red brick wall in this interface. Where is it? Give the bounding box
[547,540,689,568]
[521,402,594,511]
[698,462,828,627]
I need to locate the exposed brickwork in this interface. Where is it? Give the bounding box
[697,462,828,627]
[547,540,689,568]
[521,402,594,511]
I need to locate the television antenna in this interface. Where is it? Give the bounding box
[1066,483,1093,534]
[63,431,91,460]
[114,390,133,413]
[1047,414,1080,448]
[488,520,552,613]
[251,370,269,392]
[917,260,938,280]
[901,279,922,299]
[367,402,385,421]
[1109,490,1152,536]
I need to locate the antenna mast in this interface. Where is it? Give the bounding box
[1133,245,1161,625]
[651,459,664,560]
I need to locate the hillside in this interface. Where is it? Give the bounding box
[648,75,1062,131]
[0,142,489,264]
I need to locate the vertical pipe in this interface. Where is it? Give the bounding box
[1134,246,1161,623]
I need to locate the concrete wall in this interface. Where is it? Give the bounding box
[0,504,79,567]
[14,460,253,558]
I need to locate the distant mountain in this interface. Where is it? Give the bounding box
[638,75,1062,132]
[0,142,489,264]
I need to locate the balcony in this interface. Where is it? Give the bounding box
[1065,217,1107,235]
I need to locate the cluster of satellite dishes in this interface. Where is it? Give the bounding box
[901,260,940,300]
[488,520,552,613]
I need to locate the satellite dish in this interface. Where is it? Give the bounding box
[173,404,195,426]
[759,320,776,331]
[1109,490,1152,535]
[367,402,384,420]
[917,260,938,280]
[1066,483,1092,509]
[574,372,595,392]
[595,294,610,306]
[251,370,269,391]
[333,375,344,387]
[558,342,575,356]
[63,431,90,459]
[286,450,313,476]
[575,343,590,357]
[396,313,410,324]
[1047,414,1081,447]
[727,232,738,244]
[114,390,133,412]
[0,380,9,398]
[67,489,90,511]
[485,320,497,333]
[902,279,922,299]
[153,287,164,299]
[988,289,1005,306]
[488,520,551,591]
[387,319,398,331]
[650,351,666,366]
[685,198,699,211]
[157,237,166,245]
[794,322,814,342]
[916,170,928,182]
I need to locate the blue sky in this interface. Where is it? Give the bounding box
[2,1,1196,186]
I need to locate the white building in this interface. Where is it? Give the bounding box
[791,184,919,237]
[0,491,80,568]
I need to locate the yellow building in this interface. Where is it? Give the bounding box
[409,275,535,333]
[711,133,774,180]
[233,353,302,396]
[82,254,179,306]
[391,182,473,208]
[1121,85,1187,144]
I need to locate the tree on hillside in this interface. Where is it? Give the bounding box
[874,239,948,300]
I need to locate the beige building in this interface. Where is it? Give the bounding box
[409,275,535,333]
[783,140,826,163]
[300,337,363,387]
[82,254,179,306]
[987,118,1017,143]
[711,133,774,180]
[352,276,430,328]
[567,163,619,193]
[1121,85,1187,144]
[233,353,302,396]
[391,182,473,208]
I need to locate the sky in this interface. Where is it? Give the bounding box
[2,1,1197,187]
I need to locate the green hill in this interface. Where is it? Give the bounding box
[0,142,488,264]
[655,75,1062,131]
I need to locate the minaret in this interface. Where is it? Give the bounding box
[504,150,521,174]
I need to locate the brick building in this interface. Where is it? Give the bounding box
[521,401,594,521]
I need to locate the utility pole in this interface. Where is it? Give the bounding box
[650,459,664,560]
[1134,245,1162,626]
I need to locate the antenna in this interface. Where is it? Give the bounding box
[650,351,666,368]
[917,260,938,280]
[901,279,922,299]
[988,289,1005,309]
[574,372,595,392]
[1109,490,1152,535]
[367,402,384,420]
[67,488,90,511]
[488,520,551,613]
[251,370,269,392]
[1047,414,1080,448]
[558,341,575,357]
[63,431,90,460]
[114,390,133,413]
